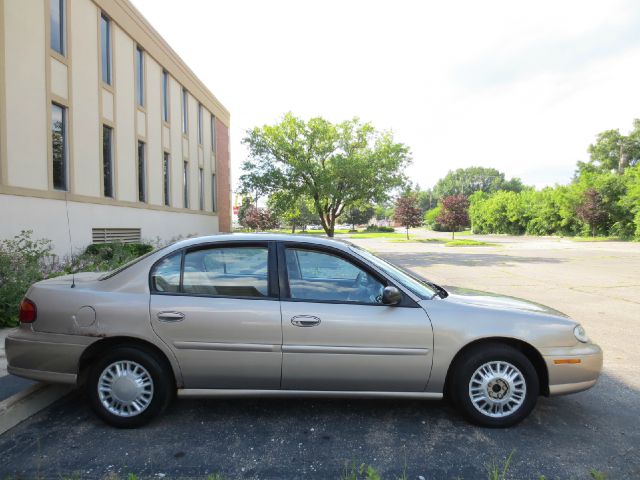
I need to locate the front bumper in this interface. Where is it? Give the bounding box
[5,327,96,385]
[540,343,603,396]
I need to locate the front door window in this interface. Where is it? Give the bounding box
[285,248,384,304]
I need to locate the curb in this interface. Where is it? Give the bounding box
[0,382,72,435]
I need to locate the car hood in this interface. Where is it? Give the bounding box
[441,286,569,318]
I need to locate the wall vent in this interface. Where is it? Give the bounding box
[92,228,142,244]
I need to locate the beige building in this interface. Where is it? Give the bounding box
[0,0,231,256]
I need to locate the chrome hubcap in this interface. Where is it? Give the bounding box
[469,361,526,418]
[98,361,154,417]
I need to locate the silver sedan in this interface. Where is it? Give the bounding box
[6,234,602,428]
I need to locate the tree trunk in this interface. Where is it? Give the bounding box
[619,145,629,173]
[406,227,409,240]
[291,223,296,234]
[452,231,455,240]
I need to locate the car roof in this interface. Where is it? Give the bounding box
[166,233,355,252]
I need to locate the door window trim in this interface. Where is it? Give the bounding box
[149,241,279,300]
[277,242,419,308]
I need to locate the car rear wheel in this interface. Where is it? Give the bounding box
[451,343,539,427]
[86,347,174,428]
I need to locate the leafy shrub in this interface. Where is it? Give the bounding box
[0,232,154,327]
[364,225,395,233]
[423,206,443,231]
[0,231,54,327]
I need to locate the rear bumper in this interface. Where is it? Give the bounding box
[541,343,603,396]
[7,365,77,384]
[5,328,94,385]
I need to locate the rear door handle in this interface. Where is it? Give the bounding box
[157,311,185,322]
[291,315,321,327]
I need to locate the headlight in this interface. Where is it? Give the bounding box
[574,324,589,343]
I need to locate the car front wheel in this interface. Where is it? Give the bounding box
[451,343,539,427]
[86,346,174,428]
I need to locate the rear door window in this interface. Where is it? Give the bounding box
[183,246,269,297]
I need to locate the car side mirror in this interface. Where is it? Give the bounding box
[382,286,402,305]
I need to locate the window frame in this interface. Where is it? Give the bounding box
[149,241,279,300]
[183,161,189,208]
[197,103,203,144]
[162,70,169,122]
[181,87,188,134]
[137,140,146,202]
[102,125,114,198]
[135,46,145,107]
[51,102,68,191]
[277,242,419,308]
[211,173,217,212]
[50,0,65,56]
[210,114,216,151]
[100,14,112,85]
[163,151,170,206]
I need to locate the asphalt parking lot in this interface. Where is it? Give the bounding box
[1,232,639,479]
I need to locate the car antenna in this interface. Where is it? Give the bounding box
[64,191,76,288]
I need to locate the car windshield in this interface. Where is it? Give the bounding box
[349,246,437,300]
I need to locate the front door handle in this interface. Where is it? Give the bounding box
[291,315,321,327]
[157,311,185,322]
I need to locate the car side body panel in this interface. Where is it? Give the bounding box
[281,301,433,391]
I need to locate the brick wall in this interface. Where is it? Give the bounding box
[215,118,231,232]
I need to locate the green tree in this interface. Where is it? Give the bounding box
[237,197,254,227]
[267,192,318,233]
[343,205,375,231]
[579,119,640,174]
[433,167,524,198]
[239,113,410,237]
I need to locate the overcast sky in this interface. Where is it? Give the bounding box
[132,0,640,191]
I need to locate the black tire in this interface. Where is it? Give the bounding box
[86,346,174,428]
[451,343,539,428]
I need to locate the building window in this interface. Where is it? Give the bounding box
[103,125,114,198]
[211,173,216,212]
[199,168,204,210]
[197,104,203,144]
[163,152,170,207]
[210,114,216,151]
[162,70,169,122]
[51,103,67,191]
[135,46,144,107]
[137,141,146,202]
[183,161,189,208]
[50,0,65,55]
[181,88,188,134]
[100,14,111,85]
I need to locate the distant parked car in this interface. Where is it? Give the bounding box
[6,234,602,428]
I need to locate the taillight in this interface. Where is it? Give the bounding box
[19,298,37,323]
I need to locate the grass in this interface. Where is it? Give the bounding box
[14,462,611,480]
[390,238,446,243]
[567,236,623,242]
[347,232,407,239]
[485,450,515,480]
[445,239,495,247]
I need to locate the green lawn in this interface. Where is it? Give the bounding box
[346,232,407,239]
[567,236,623,242]
[445,239,496,247]
[390,238,446,244]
